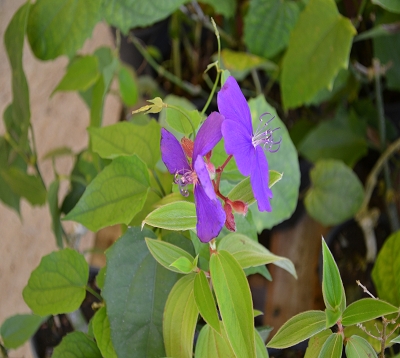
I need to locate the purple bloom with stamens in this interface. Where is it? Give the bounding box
[217,76,281,212]
[160,112,226,243]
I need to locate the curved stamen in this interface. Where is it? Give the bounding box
[174,169,197,197]
[252,112,281,152]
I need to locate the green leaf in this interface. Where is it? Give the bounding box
[63,155,150,232]
[92,307,117,358]
[342,298,398,326]
[143,201,197,231]
[220,49,278,81]
[96,266,106,290]
[27,0,102,60]
[23,248,89,315]
[372,0,400,13]
[244,0,300,58]
[195,323,236,358]
[344,321,384,353]
[322,238,346,313]
[304,329,332,358]
[255,329,269,358]
[248,96,300,231]
[372,231,400,306]
[0,314,48,349]
[118,64,138,106]
[346,335,378,358]
[218,233,297,278]
[305,160,364,226]
[52,331,102,358]
[4,2,31,143]
[1,167,46,206]
[194,271,221,334]
[318,333,343,358]
[89,120,161,168]
[199,0,236,17]
[48,180,63,248]
[145,237,195,274]
[164,274,199,358]
[170,257,195,273]
[325,308,342,328]
[355,23,400,42]
[391,335,400,344]
[266,310,326,349]
[167,109,202,138]
[228,170,283,205]
[210,250,256,358]
[53,56,99,93]
[298,110,368,167]
[281,0,356,109]
[102,227,180,357]
[104,0,187,34]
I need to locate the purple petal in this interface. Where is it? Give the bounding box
[250,146,273,212]
[160,128,190,174]
[193,112,224,159]
[194,155,216,200]
[194,184,225,243]
[217,76,253,137]
[221,119,254,177]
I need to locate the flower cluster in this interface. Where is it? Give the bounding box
[161,76,281,243]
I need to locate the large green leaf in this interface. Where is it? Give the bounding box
[210,250,256,358]
[195,323,236,358]
[248,96,300,232]
[53,56,100,93]
[298,109,368,167]
[0,314,48,349]
[63,155,150,232]
[342,298,398,326]
[27,0,102,60]
[372,0,400,13]
[345,335,378,358]
[92,307,117,358]
[218,233,297,278]
[102,227,180,357]
[194,271,221,334]
[322,239,346,314]
[52,331,102,358]
[103,0,188,34]
[89,120,161,168]
[318,333,343,358]
[143,201,197,231]
[304,159,364,226]
[4,2,31,145]
[372,230,400,306]
[163,274,199,358]
[23,248,89,315]
[281,0,356,109]
[244,0,300,58]
[266,310,326,349]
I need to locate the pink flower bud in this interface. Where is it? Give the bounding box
[231,200,248,215]
[224,202,236,232]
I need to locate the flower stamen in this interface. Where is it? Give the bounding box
[174,169,197,197]
[252,112,282,152]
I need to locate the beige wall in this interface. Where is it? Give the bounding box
[0,1,121,356]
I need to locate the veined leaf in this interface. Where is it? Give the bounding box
[52,331,101,358]
[318,333,343,358]
[346,335,378,358]
[92,307,117,358]
[304,329,332,358]
[195,323,236,358]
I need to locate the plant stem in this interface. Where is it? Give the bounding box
[251,69,262,96]
[373,58,400,231]
[129,34,207,98]
[86,285,102,302]
[166,103,197,137]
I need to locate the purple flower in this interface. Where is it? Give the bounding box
[217,76,280,212]
[161,112,226,243]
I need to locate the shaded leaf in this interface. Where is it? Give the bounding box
[118,64,138,106]
[346,335,378,358]
[372,0,400,13]
[52,331,101,358]
[199,0,236,18]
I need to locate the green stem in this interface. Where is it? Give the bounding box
[86,285,102,302]
[166,103,197,137]
[251,69,262,96]
[129,34,207,98]
[151,169,166,197]
[373,58,400,231]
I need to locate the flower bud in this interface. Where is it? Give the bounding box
[231,200,248,215]
[224,202,236,232]
[206,161,216,180]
